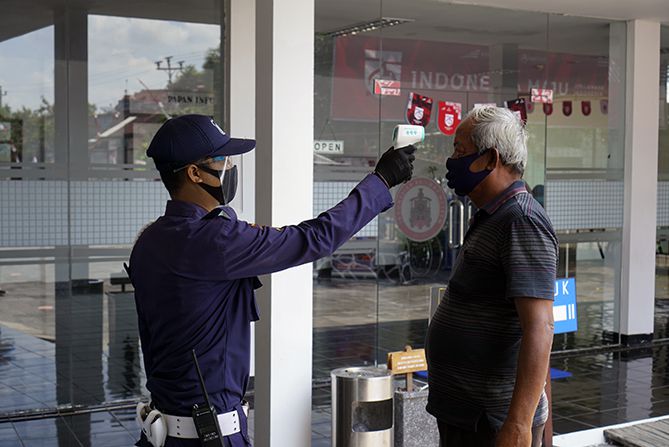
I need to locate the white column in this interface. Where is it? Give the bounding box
[254,0,314,446]
[620,20,660,343]
[226,0,256,223]
[54,7,89,281]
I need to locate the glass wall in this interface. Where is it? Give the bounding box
[0,0,635,441]
[657,25,669,339]
[312,1,627,426]
[0,0,224,426]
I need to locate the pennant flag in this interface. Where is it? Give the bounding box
[473,102,496,110]
[437,101,462,136]
[581,101,591,116]
[406,92,434,127]
[526,101,535,114]
[374,79,401,96]
[543,103,553,116]
[504,98,527,124]
[563,100,572,117]
[531,88,553,104]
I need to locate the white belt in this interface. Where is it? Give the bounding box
[137,402,249,445]
[164,409,241,438]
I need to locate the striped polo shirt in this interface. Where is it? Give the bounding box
[426,180,558,431]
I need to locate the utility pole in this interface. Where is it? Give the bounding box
[0,86,7,108]
[155,56,184,86]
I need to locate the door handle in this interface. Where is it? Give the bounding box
[448,200,464,249]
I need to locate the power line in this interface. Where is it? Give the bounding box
[155,56,184,86]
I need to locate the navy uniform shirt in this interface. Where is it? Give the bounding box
[128,174,391,446]
[426,180,558,432]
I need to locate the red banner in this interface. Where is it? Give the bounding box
[563,100,573,117]
[406,92,433,126]
[581,101,591,116]
[331,35,609,122]
[505,98,528,124]
[437,101,461,135]
[526,101,535,114]
[374,79,401,96]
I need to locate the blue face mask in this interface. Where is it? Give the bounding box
[445,150,493,196]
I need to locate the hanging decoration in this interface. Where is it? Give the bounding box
[437,101,462,136]
[406,92,433,127]
[526,100,535,114]
[563,100,572,117]
[531,88,553,104]
[504,98,528,124]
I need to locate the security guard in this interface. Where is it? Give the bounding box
[129,114,415,446]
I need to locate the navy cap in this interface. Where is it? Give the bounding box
[147,114,256,171]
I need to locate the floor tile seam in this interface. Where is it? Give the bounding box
[8,422,26,447]
[555,415,599,428]
[55,415,87,447]
[552,407,601,417]
[0,384,44,404]
[108,410,138,438]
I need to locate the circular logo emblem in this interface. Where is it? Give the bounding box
[394,177,447,242]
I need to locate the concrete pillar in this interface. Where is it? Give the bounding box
[226,0,257,385]
[226,0,256,223]
[54,6,90,281]
[489,43,519,100]
[54,10,97,446]
[254,0,314,445]
[54,6,89,179]
[620,20,661,345]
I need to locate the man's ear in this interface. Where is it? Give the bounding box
[486,149,500,170]
[185,165,203,184]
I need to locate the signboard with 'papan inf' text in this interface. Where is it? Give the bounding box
[553,278,577,334]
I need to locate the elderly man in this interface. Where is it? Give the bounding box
[426,106,558,447]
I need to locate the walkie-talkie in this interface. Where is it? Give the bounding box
[191,349,224,446]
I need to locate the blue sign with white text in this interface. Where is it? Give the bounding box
[553,278,577,334]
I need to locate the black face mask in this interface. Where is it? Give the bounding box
[197,164,238,205]
[445,149,493,196]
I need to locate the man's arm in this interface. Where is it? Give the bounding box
[496,297,554,447]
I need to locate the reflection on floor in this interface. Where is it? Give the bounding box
[0,268,668,445]
[3,325,669,446]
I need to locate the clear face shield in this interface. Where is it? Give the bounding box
[194,155,240,206]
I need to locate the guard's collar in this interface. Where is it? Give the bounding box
[164,200,210,218]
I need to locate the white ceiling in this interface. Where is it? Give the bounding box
[314,1,627,56]
[447,0,669,24]
[0,0,667,51]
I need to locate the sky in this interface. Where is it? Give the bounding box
[0,15,220,112]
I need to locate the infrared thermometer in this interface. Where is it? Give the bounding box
[392,124,425,149]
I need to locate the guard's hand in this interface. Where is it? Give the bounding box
[374,145,416,189]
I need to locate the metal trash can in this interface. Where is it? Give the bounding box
[331,366,394,447]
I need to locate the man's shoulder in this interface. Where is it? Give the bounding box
[499,192,554,229]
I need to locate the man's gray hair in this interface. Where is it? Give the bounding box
[466,106,528,175]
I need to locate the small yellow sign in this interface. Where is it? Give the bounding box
[387,347,427,375]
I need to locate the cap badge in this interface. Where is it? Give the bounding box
[210,119,226,136]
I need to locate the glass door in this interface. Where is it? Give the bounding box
[0,0,225,419]
[372,1,550,366]
[656,25,669,340]
[545,16,626,350]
